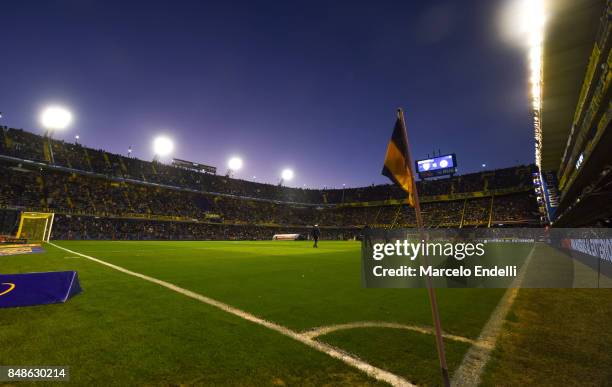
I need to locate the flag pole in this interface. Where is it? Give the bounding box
[397,108,451,387]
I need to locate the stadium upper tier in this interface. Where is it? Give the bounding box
[0,126,535,205]
[537,0,611,226]
[0,125,540,233]
[0,156,538,231]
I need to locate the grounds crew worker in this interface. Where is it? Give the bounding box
[311,224,321,248]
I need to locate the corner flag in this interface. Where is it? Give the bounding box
[381,108,451,387]
[382,110,415,206]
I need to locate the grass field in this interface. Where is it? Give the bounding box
[1,240,610,386]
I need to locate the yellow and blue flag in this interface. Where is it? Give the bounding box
[382,114,415,206]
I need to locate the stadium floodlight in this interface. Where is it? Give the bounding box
[499,0,546,168]
[153,136,174,157]
[40,106,73,131]
[228,157,243,171]
[281,168,294,181]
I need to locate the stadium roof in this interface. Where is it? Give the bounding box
[539,0,604,172]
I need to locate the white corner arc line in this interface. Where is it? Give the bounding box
[47,243,414,387]
[451,244,536,387]
[302,321,476,345]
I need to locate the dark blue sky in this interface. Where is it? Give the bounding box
[1,0,532,188]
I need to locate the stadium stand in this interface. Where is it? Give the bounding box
[0,127,540,240]
[535,0,612,227]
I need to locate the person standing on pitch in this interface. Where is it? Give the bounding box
[311,224,321,248]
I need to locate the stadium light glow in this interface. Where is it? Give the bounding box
[524,0,546,168]
[281,169,294,181]
[500,0,546,168]
[228,157,243,171]
[152,136,174,157]
[40,106,73,131]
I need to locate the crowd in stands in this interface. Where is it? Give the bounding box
[49,215,359,241]
[1,127,535,203]
[492,194,539,223]
[0,157,539,232]
[0,127,540,240]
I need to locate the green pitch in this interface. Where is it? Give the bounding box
[1,240,609,385]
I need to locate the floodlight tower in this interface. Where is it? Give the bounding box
[227,156,243,177]
[40,106,73,164]
[152,136,174,162]
[279,168,294,186]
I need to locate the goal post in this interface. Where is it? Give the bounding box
[16,212,55,242]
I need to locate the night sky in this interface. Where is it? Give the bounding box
[1,0,533,188]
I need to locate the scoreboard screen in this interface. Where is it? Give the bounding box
[415,154,457,178]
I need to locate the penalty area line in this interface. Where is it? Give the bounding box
[47,242,414,387]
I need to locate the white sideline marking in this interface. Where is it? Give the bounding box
[47,242,414,387]
[303,321,476,345]
[451,245,536,387]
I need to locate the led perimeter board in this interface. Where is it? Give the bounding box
[415,154,457,178]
